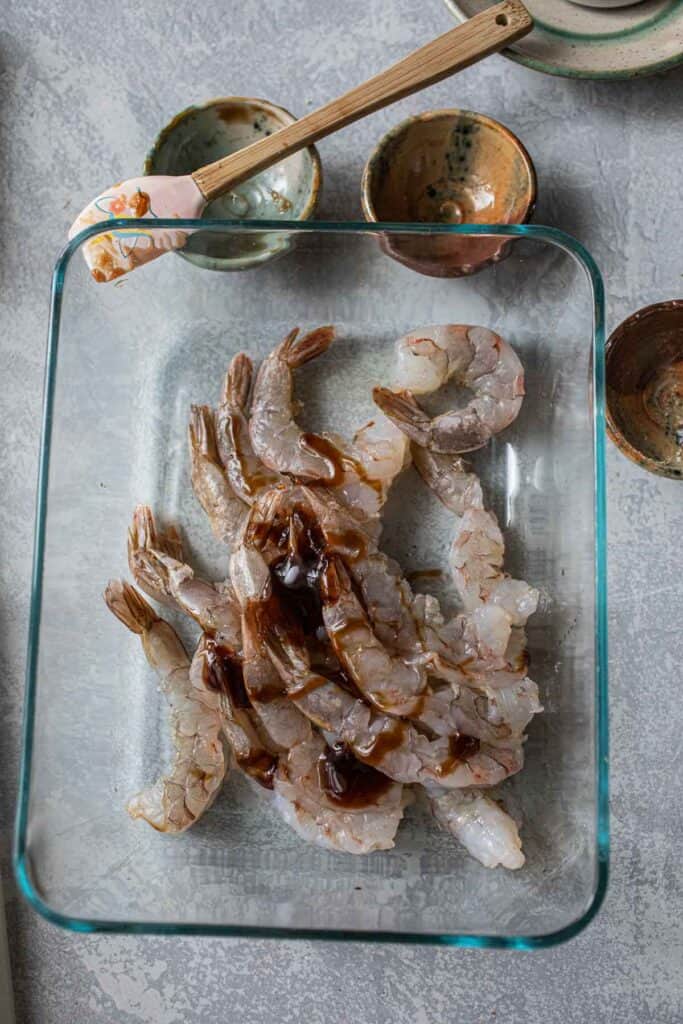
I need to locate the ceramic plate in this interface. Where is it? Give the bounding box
[443,0,683,78]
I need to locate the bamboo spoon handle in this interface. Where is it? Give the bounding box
[192,1,533,202]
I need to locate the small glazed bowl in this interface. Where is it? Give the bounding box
[361,110,536,278]
[606,300,683,478]
[145,97,322,271]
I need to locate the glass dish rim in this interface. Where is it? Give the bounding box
[15,220,609,948]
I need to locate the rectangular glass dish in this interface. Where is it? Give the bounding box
[16,222,608,948]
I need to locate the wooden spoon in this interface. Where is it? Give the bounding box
[69,0,532,282]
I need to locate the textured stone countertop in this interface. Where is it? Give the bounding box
[1,2,682,1021]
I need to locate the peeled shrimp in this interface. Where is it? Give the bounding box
[245,482,379,568]
[249,326,337,480]
[189,404,248,547]
[241,603,313,750]
[373,324,524,453]
[410,444,483,515]
[272,484,419,652]
[312,414,410,520]
[127,505,243,651]
[215,353,283,505]
[413,593,530,689]
[348,548,423,659]
[427,786,525,870]
[265,627,523,790]
[247,482,425,665]
[104,581,227,832]
[319,558,537,743]
[450,508,538,624]
[229,542,313,751]
[273,733,407,854]
[320,557,427,715]
[126,505,185,608]
[222,342,408,517]
[195,633,278,789]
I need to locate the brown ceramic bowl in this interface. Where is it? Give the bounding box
[606,300,683,478]
[361,109,536,278]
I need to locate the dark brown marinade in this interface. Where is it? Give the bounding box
[317,741,393,808]
[203,641,250,708]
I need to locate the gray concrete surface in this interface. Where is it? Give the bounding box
[1,2,682,1021]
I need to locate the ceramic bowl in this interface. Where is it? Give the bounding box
[145,97,322,271]
[443,1,683,79]
[606,300,683,478]
[361,110,536,278]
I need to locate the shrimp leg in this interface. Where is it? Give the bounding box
[103,581,228,833]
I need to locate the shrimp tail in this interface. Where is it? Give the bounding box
[104,579,159,635]
[261,626,309,682]
[128,505,184,559]
[160,523,183,561]
[281,325,335,369]
[128,505,184,603]
[318,555,346,603]
[224,352,253,410]
[372,387,431,447]
[189,404,223,466]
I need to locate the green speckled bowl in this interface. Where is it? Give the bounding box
[145,97,322,271]
[361,110,536,278]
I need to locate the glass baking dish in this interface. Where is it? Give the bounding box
[15,221,608,948]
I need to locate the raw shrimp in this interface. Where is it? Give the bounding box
[265,627,523,790]
[125,504,185,608]
[320,556,427,715]
[320,558,537,743]
[248,482,424,662]
[245,479,431,676]
[273,733,407,854]
[188,404,248,547]
[241,602,313,750]
[413,593,530,689]
[340,414,410,516]
[482,676,542,737]
[304,414,410,520]
[426,786,525,869]
[244,482,378,570]
[249,326,337,480]
[104,580,227,832]
[373,324,524,453]
[229,542,313,751]
[393,384,537,624]
[195,633,278,788]
[215,352,284,504]
[410,443,483,515]
[127,505,242,652]
[229,333,407,517]
[348,548,423,659]
[450,508,539,624]
[414,680,512,745]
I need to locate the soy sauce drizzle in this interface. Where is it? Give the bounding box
[435,734,481,777]
[202,640,250,708]
[318,741,393,808]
